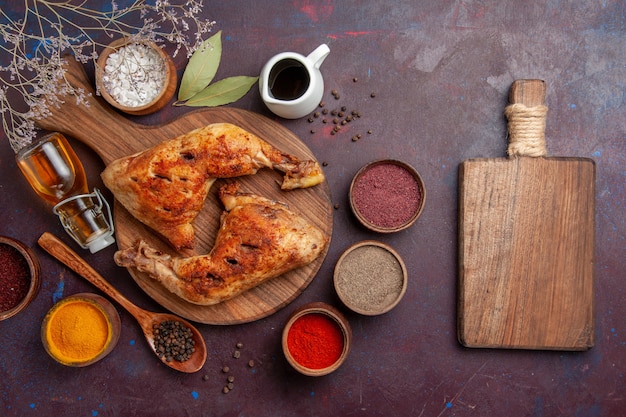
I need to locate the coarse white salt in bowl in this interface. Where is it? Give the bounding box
[96,38,177,115]
[103,43,165,107]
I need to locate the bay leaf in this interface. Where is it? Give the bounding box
[177,30,222,102]
[181,76,259,107]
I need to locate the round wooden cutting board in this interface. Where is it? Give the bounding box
[36,59,333,324]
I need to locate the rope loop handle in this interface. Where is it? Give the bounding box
[505,103,548,157]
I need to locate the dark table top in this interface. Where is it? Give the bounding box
[1,1,624,416]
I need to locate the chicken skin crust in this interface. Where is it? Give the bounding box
[101,123,324,250]
[113,183,329,306]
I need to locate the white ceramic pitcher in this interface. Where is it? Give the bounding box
[259,44,330,119]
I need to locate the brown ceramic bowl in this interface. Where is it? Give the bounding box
[334,241,408,315]
[41,293,121,367]
[0,236,41,321]
[95,38,177,115]
[282,302,352,376]
[349,159,426,233]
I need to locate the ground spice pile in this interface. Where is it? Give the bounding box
[45,300,110,363]
[287,313,343,369]
[352,163,421,229]
[335,245,405,313]
[0,243,31,312]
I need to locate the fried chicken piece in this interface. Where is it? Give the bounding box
[113,182,329,305]
[101,123,324,250]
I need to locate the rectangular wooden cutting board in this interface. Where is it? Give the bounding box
[457,80,595,350]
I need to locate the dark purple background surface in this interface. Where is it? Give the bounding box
[1,1,624,416]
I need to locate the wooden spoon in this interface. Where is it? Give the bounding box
[37,232,207,373]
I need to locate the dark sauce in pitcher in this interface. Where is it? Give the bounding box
[268,59,310,100]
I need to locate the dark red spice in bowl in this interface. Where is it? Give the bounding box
[282,302,351,376]
[350,159,425,233]
[0,236,41,320]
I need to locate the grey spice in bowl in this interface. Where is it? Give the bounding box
[334,240,407,316]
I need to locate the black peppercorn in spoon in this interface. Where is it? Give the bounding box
[38,232,207,373]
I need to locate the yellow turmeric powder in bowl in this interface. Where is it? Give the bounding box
[42,293,121,366]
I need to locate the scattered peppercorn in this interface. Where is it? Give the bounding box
[370,92,376,98]
[248,360,255,367]
[227,375,235,383]
[236,342,243,349]
[304,82,371,140]
[152,320,195,362]
[233,350,241,359]
[334,204,340,209]
[202,374,209,381]
[353,77,358,82]
[222,366,230,373]
[223,387,230,394]
[322,161,328,166]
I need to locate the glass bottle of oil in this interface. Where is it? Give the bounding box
[16,132,115,253]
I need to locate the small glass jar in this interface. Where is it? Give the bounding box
[16,133,115,253]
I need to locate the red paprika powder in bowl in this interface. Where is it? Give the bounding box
[0,236,41,321]
[349,159,425,233]
[282,302,352,376]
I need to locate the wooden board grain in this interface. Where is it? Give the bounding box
[36,59,333,324]
[457,80,595,350]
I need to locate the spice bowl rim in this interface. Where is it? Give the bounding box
[349,158,426,233]
[282,301,352,377]
[333,240,408,316]
[0,235,41,321]
[95,37,177,116]
[41,292,121,367]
